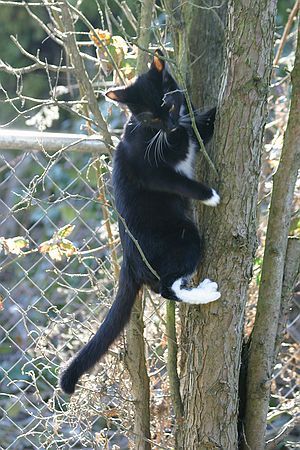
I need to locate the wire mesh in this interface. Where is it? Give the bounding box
[267,289,300,447]
[0,148,137,449]
[0,145,299,449]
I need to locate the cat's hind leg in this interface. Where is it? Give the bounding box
[161,276,221,304]
[156,222,220,304]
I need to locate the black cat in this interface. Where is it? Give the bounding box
[60,51,221,394]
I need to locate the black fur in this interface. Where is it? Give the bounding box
[60,263,139,394]
[60,51,218,394]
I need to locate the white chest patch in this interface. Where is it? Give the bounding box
[174,141,196,179]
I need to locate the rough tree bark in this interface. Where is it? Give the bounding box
[243,23,300,450]
[163,4,227,447]
[168,1,277,448]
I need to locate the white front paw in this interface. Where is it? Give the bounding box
[202,189,220,207]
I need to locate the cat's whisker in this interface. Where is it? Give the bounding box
[179,118,192,128]
[179,115,192,120]
[180,107,204,119]
[158,131,164,164]
[155,133,159,165]
[130,121,141,134]
[159,131,167,164]
[179,116,192,123]
[145,139,153,163]
[145,130,160,164]
[163,132,170,148]
[154,130,161,166]
[155,130,164,166]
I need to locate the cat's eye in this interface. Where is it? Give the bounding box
[169,104,175,112]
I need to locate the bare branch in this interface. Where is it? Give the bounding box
[166,301,184,424]
[0,1,63,5]
[273,0,300,66]
[266,416,300,450]
[0,61,45,75]
[23,2,64,46]
[67,1,127,85]
[59,0,113,148]
[274,237,300,358]
[10,35,74,72]
[244,24,300,450]
[120,0,138,31]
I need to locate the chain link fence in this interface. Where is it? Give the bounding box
[267,289,300,448]
[0,146,137,449]
[0,141,299,449]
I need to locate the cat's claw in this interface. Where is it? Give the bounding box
[202,189,220,207]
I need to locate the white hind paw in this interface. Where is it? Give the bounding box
[171,277,221,305]
[202,189,220,207]
[198,278,218,291]
[195,289,221,304]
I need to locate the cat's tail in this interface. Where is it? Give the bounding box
[60,263,140,394]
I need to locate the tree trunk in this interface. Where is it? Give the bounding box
[165,0,227,103]
[243,24,300,450]
[172,1,277,448]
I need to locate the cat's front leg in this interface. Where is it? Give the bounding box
[142,167,220,205]
[202,189,220,206]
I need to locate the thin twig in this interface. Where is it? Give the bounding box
[24,2,64,46]
[166,301,184,422]
[67,1,127,85]
[116,211,160,280]
[266,417,300,449]
[273,0,299,66]
[10,35,73,72]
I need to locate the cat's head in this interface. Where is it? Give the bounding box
[106,50,186,134]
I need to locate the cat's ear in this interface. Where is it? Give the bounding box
[106,88,128,103]
[151,49,165,73]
